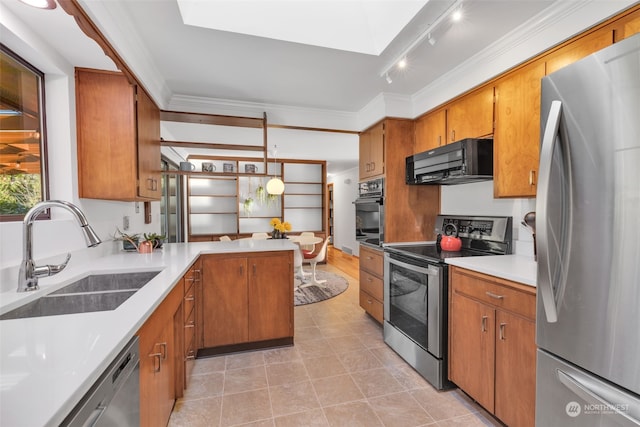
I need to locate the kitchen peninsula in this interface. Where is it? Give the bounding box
[0,239,295,427]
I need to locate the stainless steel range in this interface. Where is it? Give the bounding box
[383,215,512,390]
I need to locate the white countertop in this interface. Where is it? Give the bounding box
[445,254,537,287]
[0,239,295,427]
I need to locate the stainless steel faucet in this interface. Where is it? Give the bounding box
[17,200,102,292]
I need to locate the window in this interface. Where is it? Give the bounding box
[0,44,49,221]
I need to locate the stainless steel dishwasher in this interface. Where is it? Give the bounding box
[61,336,140,426]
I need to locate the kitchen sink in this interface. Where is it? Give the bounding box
[0,271,160,320]
[49,271,160,294]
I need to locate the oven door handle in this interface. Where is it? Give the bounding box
[353,198,384,205]
[387,255,439,276]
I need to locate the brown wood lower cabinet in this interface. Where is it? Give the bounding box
[448,266,536,427]
[201,251,294,349]
[137,280,183,427]
[359,245,384,323]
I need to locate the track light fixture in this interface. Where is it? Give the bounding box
[378,0,463,82]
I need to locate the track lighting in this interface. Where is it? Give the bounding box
[378,0,463,82]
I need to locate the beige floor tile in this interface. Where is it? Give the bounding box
[192,355,226,376]
[168,395,222,427]
[369,345,409,367]
[302,354,347,379]
[269,380,321,417]
[350,367,405,398]
[368,391,435,427]
[220,388,272,426]
[356,330,386,349]
[312,374,364,407]
[223,365,268,395]
[224,351,265,370]
[182,372,225,401]
[294,326,324,342]
[409,389,473,421]
[263,346,302,365]
[322,401,383,427]
[296,338,336,358]
[266,360,309,386]
[436,412,503,427]
[324,335,367,354]
[274,408,329,427]
[234,419,275,427]
[336,349,383,373]
[386,364,433,390]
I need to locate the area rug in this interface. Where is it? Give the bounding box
[294,270,349,306]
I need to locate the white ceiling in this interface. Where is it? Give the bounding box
[2,0,633,174]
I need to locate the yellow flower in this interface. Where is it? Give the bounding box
[275,223,286,232]
[283,221,292,231]
[270,217,281,228]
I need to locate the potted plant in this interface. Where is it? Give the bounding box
[114,228,140,251]
[143,232,166,249]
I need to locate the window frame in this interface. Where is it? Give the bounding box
[0,43,50,222]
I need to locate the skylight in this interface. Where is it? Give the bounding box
[176,0,428,56]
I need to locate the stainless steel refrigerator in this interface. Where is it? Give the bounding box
[535,33,640,426]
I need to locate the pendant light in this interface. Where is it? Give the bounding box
[266,145,285,195]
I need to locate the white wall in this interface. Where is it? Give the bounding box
[327,167,360,257]
[0,7,160,270]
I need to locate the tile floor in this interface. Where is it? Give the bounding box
[168,264,503,427]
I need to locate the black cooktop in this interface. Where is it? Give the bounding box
[385,243,491,263]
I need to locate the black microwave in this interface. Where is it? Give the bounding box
[406,138,493,185]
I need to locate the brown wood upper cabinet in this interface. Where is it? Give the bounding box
[359,121,384,180]
[493,60,545,198]
[75,68,161,201]
[414,107,446,153]
[445,85,494,143]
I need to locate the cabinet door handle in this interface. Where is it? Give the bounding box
[481,315,488,332]
[194,269,201,280]
[367,298,373,305]
[437,135,441,146]
[185,295,195,301]
[371,162,375,171]
[451,130,455,141]
[186,350,196,360]
[499,322,507,340]
[529,170,536,186]
[367,277,373,282]
[185,321,195,328]
[149,352,162,373]
[157,342,167,360]
[486,291,504,300]
[239,265,243,276]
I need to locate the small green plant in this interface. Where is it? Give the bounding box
[113,228,140,251]
[143,232,166,248]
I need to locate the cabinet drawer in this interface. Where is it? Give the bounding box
[359,290,383,323]
[451,268,535,320]
[184,305,196,333]
[183,283,195,323]
[360,270,383,301]
[360,246,383,277]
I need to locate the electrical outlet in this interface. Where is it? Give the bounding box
[135,202,140,213]
[123,216,130,231]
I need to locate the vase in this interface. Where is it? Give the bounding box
[272,230,281,239]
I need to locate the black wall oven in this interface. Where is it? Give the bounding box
[354,178,384,246]
[383,215,512,390]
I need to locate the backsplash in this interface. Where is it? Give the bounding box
[440,181,536,258]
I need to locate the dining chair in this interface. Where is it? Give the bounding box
[300,238,330,288]
[251,232,269,240]
[292,246,307,291]
[219,235,231,241]
[299,231,316,255]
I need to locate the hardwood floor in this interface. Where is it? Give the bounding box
[326,245,359,280]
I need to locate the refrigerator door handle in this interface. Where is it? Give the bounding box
[557,369,640,425]
[537,100,562,323]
